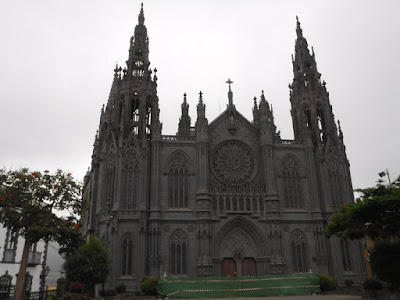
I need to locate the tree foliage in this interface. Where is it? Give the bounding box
[326,176,400,240]
[0,168,85,300]
[0,168,85,252]
[64,236,111,295]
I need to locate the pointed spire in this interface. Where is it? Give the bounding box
[183,93,187,105]
[196,91,206,121]
[178,93,191,135]
[226,78,233,106]
[253,96,258,109]
[138,3,145,25]
[260,90,266,102]
[296,16,303,38]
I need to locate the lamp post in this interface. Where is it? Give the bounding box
[378,169,392,187]
[39,266,50,300]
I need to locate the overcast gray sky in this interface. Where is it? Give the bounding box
[1,0,399,191]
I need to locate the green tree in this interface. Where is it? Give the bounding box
[63,236,111,296]
[326,175,400,290]
[0,168,84,300]
[326,176,400,240]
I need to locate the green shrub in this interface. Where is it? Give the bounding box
[139,276,159,296]
[363,279,383,290]
[116,283,126,293]
[316,273,338,291]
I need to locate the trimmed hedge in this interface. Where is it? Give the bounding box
[316,273,338,291]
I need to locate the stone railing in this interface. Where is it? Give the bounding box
[162,135,195,141]
[280,139,295,145]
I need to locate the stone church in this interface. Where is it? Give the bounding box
[82,4,367,290]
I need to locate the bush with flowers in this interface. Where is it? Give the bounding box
[69,282,85,293]
[344,279,354,286]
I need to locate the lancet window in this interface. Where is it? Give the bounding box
[104,153,116,211]
[170,230,187,275]
[327,155,343,209]
[168,152,189,208]
[282,156,304,209]
[291,229,308,273]
[121,150,140,209]
[340,239,352,272]
[122,235,133,276]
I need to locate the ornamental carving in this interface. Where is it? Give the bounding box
[211,140,255,184]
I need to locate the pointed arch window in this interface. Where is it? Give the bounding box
[122,150,140,209]
[104,153,116,211]
[282,156,304,209]
[327,155,343,209]
[291,229,308,272]
[122,235,133,276]
[340,239,352,272]
[168,152,189,208]
[170,230,187,275]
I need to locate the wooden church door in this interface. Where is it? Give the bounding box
[221,258,237,276]
[242,257,257,276]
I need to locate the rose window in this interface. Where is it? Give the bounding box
[212,141,255,183]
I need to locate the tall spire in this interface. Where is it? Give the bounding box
[127,3,150,77]
[289,17,339,147]
[138,3,145,25]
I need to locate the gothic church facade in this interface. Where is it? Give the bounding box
[83,5,366,290]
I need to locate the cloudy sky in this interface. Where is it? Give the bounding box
[1,0,399,191]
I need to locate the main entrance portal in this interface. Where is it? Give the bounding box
[213,218,268,277]
[221,257,257,276]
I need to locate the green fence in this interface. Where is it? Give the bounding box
[157,273,320,298]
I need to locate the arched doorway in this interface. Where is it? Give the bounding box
[221,258,237,277]
[242,258,257,276]
[219,228,258,276]
[211,217,268,277]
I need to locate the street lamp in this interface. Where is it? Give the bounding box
[378,169,392,187]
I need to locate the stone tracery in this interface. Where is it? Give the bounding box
[212,140,255,184]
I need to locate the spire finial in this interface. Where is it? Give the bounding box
[183,93,187,104]
[226,79,234,106]
[296,15,303,38]
[138,3,145,25]
[199,91,203,104]
[260,90,266,102]
[226,78,233,91]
